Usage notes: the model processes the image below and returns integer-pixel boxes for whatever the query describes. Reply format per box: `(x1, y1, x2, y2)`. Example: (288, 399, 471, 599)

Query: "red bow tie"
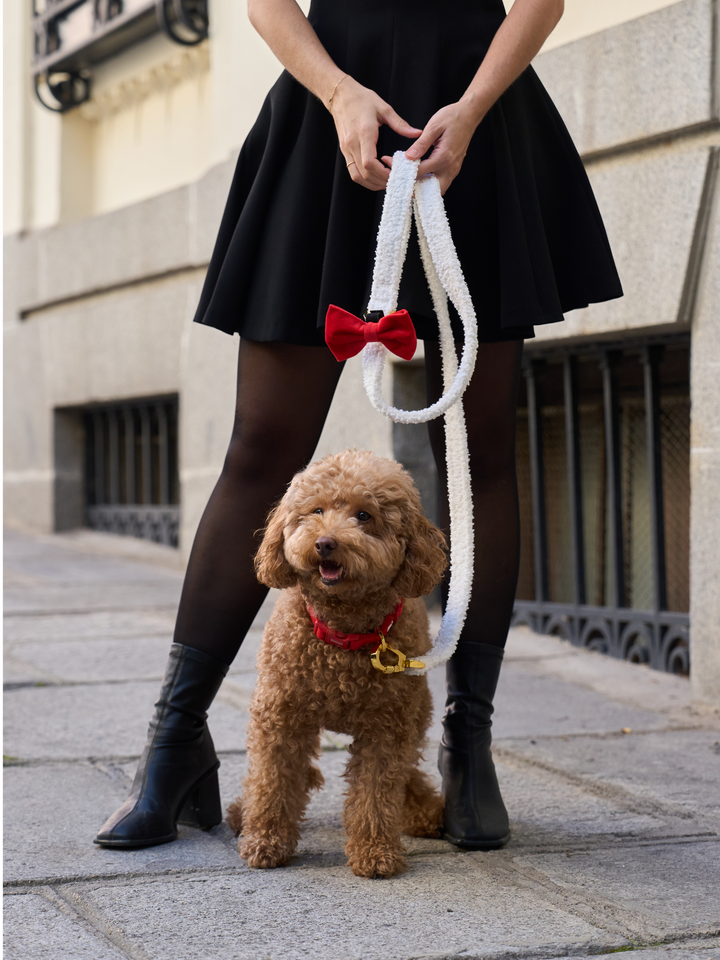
(324, 305, 417, 362)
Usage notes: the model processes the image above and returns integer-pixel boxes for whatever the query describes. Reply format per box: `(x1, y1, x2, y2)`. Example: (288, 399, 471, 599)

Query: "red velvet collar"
(307, 600, 404, 651)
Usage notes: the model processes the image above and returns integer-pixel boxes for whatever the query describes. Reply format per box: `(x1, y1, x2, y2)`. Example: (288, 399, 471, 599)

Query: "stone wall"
(688, 158, 720, 706)
(532, 0, 719, 344)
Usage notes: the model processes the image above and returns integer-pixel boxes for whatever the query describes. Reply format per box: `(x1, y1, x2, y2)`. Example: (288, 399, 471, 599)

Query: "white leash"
(361, 152, 478, 673)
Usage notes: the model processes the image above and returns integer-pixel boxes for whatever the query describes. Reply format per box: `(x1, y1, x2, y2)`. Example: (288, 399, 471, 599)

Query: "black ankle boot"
(94, 643, 229, 848)
(438, 642, 510, 849)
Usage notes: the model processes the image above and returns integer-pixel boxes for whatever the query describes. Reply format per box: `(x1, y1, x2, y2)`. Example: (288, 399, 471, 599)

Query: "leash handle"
(360, 152, 477, 673)
(362, 155, 478, 424)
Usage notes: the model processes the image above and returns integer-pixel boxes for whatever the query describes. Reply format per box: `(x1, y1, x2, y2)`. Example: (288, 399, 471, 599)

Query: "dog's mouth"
(319, 561, 346, 586)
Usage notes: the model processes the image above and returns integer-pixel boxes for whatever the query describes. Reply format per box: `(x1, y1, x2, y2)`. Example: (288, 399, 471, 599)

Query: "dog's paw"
(225, 798, 244, 837)
(306, 764, 325, 792)
(346, 841, 407, 879)
(239, 837, 293, 870)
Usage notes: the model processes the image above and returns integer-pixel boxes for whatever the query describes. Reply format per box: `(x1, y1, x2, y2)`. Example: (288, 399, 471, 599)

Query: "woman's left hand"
(382, 100, 483, 195)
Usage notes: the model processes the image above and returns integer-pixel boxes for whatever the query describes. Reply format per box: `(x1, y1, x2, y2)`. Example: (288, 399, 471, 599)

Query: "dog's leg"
(342, 734, 411, 879)
(228, 758, 324, 838)
(403, 767, 444, 838)
(235, 719, 321, 869)
(403, 685, 444, 838)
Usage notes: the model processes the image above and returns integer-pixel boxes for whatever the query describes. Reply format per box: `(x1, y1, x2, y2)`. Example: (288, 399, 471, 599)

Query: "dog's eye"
(312, 508, 323, 515)
(357, 511, 371, 523)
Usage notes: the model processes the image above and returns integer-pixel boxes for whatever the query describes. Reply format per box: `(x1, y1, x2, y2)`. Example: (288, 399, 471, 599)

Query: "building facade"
(4, 0, 719, 705)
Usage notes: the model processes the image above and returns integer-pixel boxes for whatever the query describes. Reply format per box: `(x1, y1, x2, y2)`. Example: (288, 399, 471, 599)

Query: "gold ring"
(346, 160, 356, 168)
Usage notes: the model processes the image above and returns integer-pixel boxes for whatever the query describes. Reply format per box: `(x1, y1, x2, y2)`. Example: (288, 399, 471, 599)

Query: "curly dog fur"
(227, 449, 448, 878)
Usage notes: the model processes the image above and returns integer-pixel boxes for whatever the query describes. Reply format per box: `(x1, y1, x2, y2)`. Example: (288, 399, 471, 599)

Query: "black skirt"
(194, 0, 623, 344)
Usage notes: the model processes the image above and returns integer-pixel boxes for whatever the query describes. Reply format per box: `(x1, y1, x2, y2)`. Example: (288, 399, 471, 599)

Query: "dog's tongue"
(320, 563, 343, 581)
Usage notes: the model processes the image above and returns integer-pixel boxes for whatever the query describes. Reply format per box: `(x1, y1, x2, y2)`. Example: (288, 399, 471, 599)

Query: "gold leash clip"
(370, 632, 425, 674)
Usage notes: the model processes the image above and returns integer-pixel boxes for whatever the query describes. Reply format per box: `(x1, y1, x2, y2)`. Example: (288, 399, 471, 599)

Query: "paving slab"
(502, 628, 581, 662)
(3, 614, 264, 684)
(426, 661, 676, 744)
(561, 940, 720, 960)
(3, 678, 248, 761)
(517, 841, 720, 940)
(68, 857, 629, 960)
(3, 892, 127, 960)
(3, 609, 177, 644)
(3, 581, 184, 615)
(504, 629, 694, 717)
(226, 625, 264, 676)
(4, 635, 174, 685)
(501, 730, 720, 828)
(14, 527, 188, 569)
(4, 526, 182, 573)
(3, 761, 240, 884)
(3, 551, 180, 586)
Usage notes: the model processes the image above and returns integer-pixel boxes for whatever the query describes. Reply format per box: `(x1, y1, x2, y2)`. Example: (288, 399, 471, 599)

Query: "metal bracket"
(156, 0, 207, 46)
(34, 71, 91, 112)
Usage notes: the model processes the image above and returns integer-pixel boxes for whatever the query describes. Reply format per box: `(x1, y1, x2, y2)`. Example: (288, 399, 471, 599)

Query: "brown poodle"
(226, 449, 448, 878)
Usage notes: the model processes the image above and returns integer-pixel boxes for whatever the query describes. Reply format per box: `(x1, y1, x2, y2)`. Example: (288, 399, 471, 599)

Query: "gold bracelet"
(327, 73, 349, 112)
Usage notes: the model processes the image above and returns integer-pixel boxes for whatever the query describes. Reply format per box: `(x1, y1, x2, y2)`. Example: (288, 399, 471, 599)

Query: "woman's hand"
(382, 100, 482, 196)
(331, 77, 422, 192)
(383, 0, 564, 194)
(247, 0, 419, 190)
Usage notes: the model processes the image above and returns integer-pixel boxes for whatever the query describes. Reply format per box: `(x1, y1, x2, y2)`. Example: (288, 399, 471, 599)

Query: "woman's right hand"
(330, 77, 421, 191)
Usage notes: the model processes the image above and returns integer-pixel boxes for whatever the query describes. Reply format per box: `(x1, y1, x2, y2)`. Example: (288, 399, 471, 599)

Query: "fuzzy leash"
(361, 152, 478, 674)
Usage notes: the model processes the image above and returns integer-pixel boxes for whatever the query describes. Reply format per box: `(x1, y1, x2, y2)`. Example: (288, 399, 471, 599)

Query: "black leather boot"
(438, 642, 510, 849)
(95, 643, 228, 848)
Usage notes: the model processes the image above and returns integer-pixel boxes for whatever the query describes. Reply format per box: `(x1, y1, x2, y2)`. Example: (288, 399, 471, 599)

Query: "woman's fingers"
(348, 158, 389, 190)
(404, 102, 480, 194)
(405, 119, 442, 161)
(350, 122, 389, 188)
(345, 146, 390, 190)
(345, 111, 411, 190)
(381, 150, 453, 194)
(418, 145, 463, 179)
(379, 107, 422, 142)
(332, 80, 421, 191)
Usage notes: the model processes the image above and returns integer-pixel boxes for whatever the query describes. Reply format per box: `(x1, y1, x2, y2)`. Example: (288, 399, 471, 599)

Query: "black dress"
(194, 0, 623, 344)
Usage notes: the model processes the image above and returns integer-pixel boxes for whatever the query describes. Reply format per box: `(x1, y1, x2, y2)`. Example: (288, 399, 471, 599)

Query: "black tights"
(174, 338, 523, 664)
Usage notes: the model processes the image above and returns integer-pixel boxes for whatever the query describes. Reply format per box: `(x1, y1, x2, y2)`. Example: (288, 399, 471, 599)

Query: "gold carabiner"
(370, 632, 425, 674)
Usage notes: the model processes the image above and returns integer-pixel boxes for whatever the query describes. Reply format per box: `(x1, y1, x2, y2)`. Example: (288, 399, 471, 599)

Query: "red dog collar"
(307, 600, 404, 651)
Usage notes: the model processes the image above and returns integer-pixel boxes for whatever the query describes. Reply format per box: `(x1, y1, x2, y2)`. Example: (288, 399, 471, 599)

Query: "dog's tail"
(226, 798, 244, 836)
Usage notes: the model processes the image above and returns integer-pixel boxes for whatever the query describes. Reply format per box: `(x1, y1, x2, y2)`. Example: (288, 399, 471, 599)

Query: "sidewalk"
(4, 526, 720, 960)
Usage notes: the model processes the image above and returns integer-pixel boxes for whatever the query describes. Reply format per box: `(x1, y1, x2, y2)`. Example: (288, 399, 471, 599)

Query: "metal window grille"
(84, 397, 180, 547)
(513, 337, 690, 675)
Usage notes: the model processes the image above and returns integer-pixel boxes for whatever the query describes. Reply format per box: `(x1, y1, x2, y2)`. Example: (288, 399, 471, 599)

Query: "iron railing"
(513, 336, 690, 675)
(84, 396, 179, 546)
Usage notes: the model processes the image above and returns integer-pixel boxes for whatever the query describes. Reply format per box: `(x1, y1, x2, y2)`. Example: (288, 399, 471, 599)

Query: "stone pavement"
(4, 527, 720, 960)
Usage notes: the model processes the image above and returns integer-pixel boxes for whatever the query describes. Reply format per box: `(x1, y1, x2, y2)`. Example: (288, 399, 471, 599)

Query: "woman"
(95, 0, 621, 851)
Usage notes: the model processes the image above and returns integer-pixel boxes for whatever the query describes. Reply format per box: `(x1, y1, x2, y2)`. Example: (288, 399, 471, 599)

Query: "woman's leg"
(174, 339, 346, 664)
(424, 339, 524, 647)
(96, 339, 345, 848)
(425, 338, 524, 850)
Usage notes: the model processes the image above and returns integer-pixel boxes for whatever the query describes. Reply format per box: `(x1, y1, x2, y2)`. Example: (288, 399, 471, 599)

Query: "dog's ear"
(392, 512, 448, 598)
(254, 500, 298, 589)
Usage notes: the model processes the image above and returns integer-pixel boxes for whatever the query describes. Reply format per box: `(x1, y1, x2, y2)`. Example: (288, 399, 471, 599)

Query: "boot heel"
(178, 764, 222, 830)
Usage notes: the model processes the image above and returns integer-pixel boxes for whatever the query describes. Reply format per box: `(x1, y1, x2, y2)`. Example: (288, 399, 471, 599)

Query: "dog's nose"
(315, 537, 337, 559)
